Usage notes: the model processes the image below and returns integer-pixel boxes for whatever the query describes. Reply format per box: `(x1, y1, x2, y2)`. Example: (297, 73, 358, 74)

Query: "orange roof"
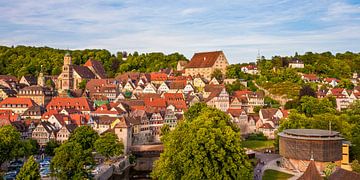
(0, 110, 19, 122)
(0, 97, 36, 108)
(164, 93, 184, 101)
(324, 78, 340, 83)
(84, 59, 106, 78)
(150, 72, 168, 81)
(227, 109, 245, 117)
(46, 97, 93, 111)
(186, 51, 223, 68)
(166, 100, 187, 110)
(302, 74, 319, 80)
(144, 97, 166, 108)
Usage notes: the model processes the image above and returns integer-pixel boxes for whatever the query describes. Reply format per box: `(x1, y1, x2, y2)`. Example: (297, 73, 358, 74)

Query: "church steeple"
(37, 65, 45, 87)
(64, 52, 72, 65)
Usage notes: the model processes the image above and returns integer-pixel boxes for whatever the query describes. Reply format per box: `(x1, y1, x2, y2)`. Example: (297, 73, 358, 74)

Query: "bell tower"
(59, 52, 74, 92)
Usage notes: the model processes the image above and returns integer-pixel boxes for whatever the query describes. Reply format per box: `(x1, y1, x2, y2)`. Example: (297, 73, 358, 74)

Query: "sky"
(0, 0, 359, 64)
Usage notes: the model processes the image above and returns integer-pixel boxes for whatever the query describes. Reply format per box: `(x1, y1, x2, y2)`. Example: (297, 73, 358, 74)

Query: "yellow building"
(184, 51, 229, 80)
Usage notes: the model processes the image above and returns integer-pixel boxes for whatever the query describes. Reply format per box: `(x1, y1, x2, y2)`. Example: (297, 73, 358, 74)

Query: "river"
(110, 157, 158, 180)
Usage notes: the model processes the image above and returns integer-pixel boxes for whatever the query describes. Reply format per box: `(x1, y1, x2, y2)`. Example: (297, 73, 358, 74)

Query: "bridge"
(130, 144, 164, 157)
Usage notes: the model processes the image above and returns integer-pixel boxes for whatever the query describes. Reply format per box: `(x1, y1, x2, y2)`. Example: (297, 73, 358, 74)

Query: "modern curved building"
(278, 129, 343, 172)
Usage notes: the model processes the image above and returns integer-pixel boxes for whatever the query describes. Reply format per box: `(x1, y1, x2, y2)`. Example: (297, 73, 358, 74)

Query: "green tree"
(44, 140, 60, 156)
(16, 155, 40, 180)
(351, 160, 360, 173)
(323, 163, 336, 178)
(183, 103, 208, 121)
(152, 105, 253, 179)
(68, 126, 99, 151)
(94, 132, 124, 160)
(16, 139, 39, 158)
(211, 69, 224, 82)
(0, 125, 21, 166)
(78, 79, 87, 90)
(160, 124, 170, 136)
(51, 141, 94, 179)
(225, 80, 246, 94)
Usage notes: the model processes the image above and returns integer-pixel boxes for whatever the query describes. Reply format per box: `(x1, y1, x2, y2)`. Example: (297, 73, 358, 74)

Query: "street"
(253, 152, 281, 180)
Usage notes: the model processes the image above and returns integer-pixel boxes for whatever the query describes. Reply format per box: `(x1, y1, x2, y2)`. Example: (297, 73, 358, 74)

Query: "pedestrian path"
(262, 157, 302, 180)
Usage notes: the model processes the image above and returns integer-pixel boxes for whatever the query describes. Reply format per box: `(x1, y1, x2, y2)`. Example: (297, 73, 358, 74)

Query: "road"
(253, 152, 281, 180)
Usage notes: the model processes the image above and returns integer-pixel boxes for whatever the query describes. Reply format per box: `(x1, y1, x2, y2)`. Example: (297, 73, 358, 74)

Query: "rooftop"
(279, 129, 344, 140)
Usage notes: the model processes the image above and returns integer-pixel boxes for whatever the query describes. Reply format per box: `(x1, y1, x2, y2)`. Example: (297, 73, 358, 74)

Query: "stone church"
(57, 53, 106, 94)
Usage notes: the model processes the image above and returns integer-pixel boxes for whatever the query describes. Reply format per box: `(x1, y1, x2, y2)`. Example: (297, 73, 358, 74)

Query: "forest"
(0, 45, 187, 78)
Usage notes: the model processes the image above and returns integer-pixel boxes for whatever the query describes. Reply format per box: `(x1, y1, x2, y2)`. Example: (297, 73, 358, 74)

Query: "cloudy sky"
(0, 0, 359, 63)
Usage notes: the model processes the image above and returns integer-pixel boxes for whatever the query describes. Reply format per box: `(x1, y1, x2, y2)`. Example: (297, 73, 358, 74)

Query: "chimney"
(150, 98, 153, 102)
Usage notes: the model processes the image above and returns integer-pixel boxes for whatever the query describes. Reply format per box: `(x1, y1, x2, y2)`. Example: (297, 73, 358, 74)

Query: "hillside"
(0, 45, 187, 78)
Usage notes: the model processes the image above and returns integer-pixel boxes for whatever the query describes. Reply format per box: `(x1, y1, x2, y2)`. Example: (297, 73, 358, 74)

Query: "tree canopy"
(0, 45, 187, 78)
(16, 155, 40, 180)
(68, 126, 99, 151)
(152, 105, 253, 179)
(44, 139, 60, 156)
(51, 141, 94, 179)
(94, 132, 124, 160)
(0, 125, 21, 166)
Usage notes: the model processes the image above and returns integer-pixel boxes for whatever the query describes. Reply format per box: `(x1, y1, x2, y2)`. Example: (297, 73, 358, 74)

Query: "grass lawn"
(242, 140, 274, 150)
(262, 169, 293, 180)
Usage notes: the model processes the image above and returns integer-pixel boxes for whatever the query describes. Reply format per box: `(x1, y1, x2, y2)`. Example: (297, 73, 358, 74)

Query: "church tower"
(37, 65, 45, 87)
(59, 52, 74, 92)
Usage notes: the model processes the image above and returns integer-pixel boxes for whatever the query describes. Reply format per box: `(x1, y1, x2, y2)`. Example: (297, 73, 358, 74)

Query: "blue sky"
(0, 0, 359, 63)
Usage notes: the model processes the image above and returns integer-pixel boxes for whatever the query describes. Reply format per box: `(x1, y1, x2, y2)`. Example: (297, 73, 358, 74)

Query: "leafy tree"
(68, 126, 99, 151)
(45, 79, 54, 88)
(51, 141, 94, 179)
(338, 78, 355, 90)
(284, 100, 300, 110)
(299, 85, 316, 98)
(297, 96, 336, 117)
(323, 163, 336, 178)
(94, 132, 124, 160)
(264, 96, 280, 108)
(160, 124, 170, 136)
(78, 79, 87, 90)
(0, 125, 21, 166)
(152, 105, 253, 179)
(211, 69, 224, 82)
(351, 160, 360, 173)
(16, 139, 39, 158)
(253, 106, 262, 113)
(225, 80, 246, 94)
(16, 155, 40, 180)
(45, 140, 60, 156)
(184, 103, 208, 121)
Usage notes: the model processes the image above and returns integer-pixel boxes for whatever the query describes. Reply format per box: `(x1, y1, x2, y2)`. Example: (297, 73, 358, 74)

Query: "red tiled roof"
(0, 97, 37, 108)
(0, 110, 20, 122)
(227, 109, 245, 117)
(84, 59, 107, 78)
(260, 108, 279, 120)
(324, 78, 340, 83)
(164, 93, 184, 101)
(69, 114, 88, 126)
(186, 51, 223, 68)
(150, 72, 168, 81)
(169, 80, 186, 89)
(302, 74, 319, 81)
(46, 97, 93, 111)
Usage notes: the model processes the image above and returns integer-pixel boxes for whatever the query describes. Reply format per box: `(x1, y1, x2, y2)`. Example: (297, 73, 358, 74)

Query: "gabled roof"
(64, 124, 77, 133)
(21, 75, 37, 85)
(72, 65, 96, 79)
(0, 97, 37, 108)
(168, 80, 186, 89)
(0, 110, 20, 122)
(227, 109, 246, 117)
(23, 105, 45, 116)
(186, 51, 223, 68)
(297, 160, 322, 180)
(302, 74, 319, 81)
(164, 93, 184, 101)
(46, 97, 93, 111)
(260, 108, 280, 120)
(114, 116, 131, 128)
(324, 78, 340, 83)
(150, 72, 168, 81)
(84, 59, 107, 79)
(260, 123, 274, 129)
